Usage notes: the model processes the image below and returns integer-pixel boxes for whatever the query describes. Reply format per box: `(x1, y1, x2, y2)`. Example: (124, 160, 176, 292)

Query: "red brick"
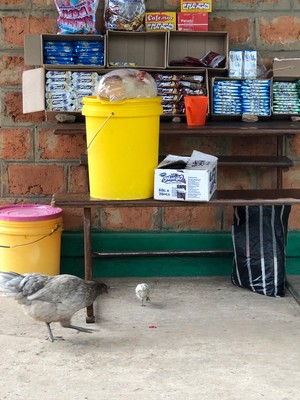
(4, 91, 45, 123)
(0, 128, 32, 159)
(223, 206, 235, 231)
(257, 169, 277, 188)
(283, 165, 300, 189)
(165, 0, 180, 6)
(70, 166, 89, 193)
(7, 164, 65, 195)
(101, 207, 159, 230)
(209, 17, 251, 43)
(163, 206, 220, 230)
(60, 208, 97, 231)
(231, 0, 255, 4)
(0, 54, 24, 87)
(159, 136, 221, 157)
(259, 16, 300, 44)
(287, 205, 300, 230)
(230, 136, 276, 156)
(287, 134, 300, 157)
(218, 168, 253, 190)
(0, 0, 24, 4)
(32, 0, 57, 8)
(1, 16, 56, 47)
(39, 128, 86, 159)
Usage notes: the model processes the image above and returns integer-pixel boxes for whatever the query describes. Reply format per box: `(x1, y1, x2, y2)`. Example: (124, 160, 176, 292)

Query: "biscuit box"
(180, 0, 212, 12)
(177, 12, 208, 31)
(145, 12, 177, 31)
(154, 151, 217, 202)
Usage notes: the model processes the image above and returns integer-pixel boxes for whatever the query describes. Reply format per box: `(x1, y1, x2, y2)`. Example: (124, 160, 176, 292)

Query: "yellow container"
(0, 204, 63, 275)
(82, 96, 162, 200)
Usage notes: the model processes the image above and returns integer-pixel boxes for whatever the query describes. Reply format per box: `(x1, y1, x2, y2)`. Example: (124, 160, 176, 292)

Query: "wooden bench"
(53, 189, 300, 322)
(53, 119, 300, 319)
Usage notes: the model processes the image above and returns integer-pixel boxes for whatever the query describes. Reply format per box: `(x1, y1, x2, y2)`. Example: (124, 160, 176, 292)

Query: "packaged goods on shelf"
(177, 12, 208, 31)
(229, 50, 257, 79)
(180, 0, 212, 12)
(212, 78, 271, 117)
(45, 70, 99, 112)
(272, 81, 300, 115)
(145, 12, 176, 31)
(152, 71, 207, 116)
(104, 0, 146, 31)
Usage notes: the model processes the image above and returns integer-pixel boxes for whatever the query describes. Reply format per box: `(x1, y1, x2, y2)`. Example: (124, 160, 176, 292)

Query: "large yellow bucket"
(82, 96, 162, 200)
(0, 204, 63, 275)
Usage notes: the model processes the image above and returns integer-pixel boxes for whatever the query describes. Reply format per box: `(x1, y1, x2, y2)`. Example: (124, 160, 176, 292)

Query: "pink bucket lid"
(0, 204, 62, 222)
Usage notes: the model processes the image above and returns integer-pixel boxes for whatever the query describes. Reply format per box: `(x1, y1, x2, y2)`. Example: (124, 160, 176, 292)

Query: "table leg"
(83, 207, 95, 323)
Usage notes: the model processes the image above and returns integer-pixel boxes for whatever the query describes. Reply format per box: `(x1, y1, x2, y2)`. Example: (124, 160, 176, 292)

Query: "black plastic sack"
(231, 205, 291, 297)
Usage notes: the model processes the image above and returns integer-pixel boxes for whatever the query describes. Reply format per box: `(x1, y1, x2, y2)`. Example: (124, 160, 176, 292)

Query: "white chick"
(135, 283, 150, 306)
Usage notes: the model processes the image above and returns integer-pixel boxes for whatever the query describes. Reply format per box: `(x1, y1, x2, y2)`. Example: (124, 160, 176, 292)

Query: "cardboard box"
(154, 151, 217, 202)
(181, 0, 212, 12)
(167, 31, 228, 70)
(106, 31, 168, 68)
(145, 12, 176, 31)
(177, 12, 208, 31)
(22, 67, 105, 117)
(273, 58, 300, 77)
(24, 34, 106, 69)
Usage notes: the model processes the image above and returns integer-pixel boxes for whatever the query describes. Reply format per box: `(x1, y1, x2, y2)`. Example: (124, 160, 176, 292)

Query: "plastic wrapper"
(96, 69, 157, 102)
(54, 0, 99, 34)
(104, 0, 145, 31)
(231, 205, 291, 297)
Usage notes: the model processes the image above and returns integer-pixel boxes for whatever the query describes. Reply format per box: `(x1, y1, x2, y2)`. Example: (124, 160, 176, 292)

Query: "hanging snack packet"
(104, 0, 146, 31)
(54, 0, 99, 34)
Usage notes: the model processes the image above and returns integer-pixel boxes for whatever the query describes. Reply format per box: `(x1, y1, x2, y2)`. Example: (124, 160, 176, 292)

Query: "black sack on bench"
(231, 205, 291, 297)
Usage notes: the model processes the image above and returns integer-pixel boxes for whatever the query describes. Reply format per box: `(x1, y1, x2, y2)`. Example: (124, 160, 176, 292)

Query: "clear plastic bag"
(104, 0, 146, 31)
(96, 69, 157, 102)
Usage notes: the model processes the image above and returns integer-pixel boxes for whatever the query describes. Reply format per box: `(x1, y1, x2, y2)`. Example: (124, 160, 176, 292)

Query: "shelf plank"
(53, 120, 300, 137)
(53, 189, 300, 208)
(78, 153, 293, 168)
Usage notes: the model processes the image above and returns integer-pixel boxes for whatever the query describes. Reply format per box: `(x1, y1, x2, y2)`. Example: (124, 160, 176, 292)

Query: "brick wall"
(1, 0, 300, 231)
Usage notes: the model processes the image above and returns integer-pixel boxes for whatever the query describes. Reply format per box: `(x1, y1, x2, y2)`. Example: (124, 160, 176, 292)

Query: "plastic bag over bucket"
(82, 96, 162, 200)
(0, 204, 63, 275)
(231, 205, 291, 297)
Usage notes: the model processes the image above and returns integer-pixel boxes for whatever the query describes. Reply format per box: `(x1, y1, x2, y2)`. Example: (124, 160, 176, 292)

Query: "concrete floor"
(0, 276, 299, 400)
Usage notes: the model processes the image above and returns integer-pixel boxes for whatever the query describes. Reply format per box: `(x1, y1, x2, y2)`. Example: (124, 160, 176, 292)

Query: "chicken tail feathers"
(0, 271, 24, 294)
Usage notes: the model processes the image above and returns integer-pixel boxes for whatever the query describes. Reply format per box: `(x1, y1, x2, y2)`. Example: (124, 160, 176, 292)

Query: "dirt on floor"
(0, 276, 300, 400)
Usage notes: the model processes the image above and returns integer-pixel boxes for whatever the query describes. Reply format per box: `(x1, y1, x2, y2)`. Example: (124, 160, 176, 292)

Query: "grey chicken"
(0, 271, 108, 342)
(135, 283, 150, 306)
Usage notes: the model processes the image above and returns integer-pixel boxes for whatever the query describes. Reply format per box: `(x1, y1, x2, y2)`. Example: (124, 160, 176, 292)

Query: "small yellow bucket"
(0, 204, 63, 275)
(82, 96, 162, 200)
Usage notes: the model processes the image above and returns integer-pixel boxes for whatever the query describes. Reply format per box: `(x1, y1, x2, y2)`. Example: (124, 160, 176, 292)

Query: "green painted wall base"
(60, 231, 300, 278)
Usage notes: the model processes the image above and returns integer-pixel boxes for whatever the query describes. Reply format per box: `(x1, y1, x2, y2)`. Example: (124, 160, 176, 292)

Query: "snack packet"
(104, 0, 146, 31)
(54, 0, 99, 34)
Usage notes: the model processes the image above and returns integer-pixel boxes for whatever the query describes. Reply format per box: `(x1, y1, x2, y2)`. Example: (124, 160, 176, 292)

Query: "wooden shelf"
(53, 120, 300, 137)
(53, 189, 300, 208)
(78, 153, 293, 169)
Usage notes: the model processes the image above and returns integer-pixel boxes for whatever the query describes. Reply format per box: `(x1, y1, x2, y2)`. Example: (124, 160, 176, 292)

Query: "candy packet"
(54, 0, 99, 34)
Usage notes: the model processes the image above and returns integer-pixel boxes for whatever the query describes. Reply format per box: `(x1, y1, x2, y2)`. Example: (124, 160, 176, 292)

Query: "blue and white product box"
(229, 50, 243, 78)
(243, 50, 257, 78)
(154, 150, 218, 202)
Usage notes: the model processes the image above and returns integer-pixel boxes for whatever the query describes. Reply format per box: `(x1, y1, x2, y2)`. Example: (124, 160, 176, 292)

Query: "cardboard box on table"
(154, 151, 218, 202)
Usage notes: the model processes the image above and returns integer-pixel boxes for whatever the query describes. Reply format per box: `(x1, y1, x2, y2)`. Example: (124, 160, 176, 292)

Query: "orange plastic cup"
(184, 96, 208, 126)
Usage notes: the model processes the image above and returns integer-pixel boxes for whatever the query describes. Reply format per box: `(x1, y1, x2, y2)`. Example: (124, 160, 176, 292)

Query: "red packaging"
(177, 12, 208, 31)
